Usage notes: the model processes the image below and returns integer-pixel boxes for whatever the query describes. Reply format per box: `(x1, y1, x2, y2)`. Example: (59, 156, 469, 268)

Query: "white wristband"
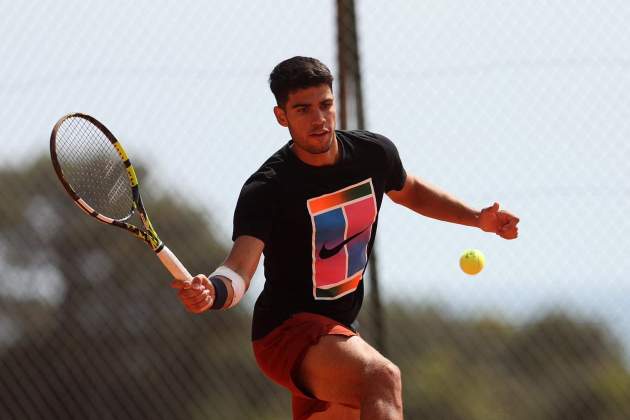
(210, 266, 246, 308)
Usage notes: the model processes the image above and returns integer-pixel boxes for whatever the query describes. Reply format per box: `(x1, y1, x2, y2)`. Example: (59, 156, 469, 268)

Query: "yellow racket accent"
(113, 141, 129, 161)
(127, 165, 139, 187)
(50, 112, 192, 281)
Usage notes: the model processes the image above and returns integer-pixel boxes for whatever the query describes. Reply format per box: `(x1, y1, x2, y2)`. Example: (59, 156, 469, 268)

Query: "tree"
(383, 305, 630, 419)
(0, 156, 288, 419)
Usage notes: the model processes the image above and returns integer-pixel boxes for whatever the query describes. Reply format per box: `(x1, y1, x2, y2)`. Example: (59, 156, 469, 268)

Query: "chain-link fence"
(1, 1, 629, 419)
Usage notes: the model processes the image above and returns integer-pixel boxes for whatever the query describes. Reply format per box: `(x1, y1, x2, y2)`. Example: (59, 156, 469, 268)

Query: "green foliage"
(381, 306, 630, 419)
(0, 156, 288, 419)
(2, 157, 629, 419)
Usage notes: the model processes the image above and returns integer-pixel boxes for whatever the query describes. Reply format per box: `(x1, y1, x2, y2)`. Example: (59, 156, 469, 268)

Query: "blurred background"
(1, 1, 629, 418)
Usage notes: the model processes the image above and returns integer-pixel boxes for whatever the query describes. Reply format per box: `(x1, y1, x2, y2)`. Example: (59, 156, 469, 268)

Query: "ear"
(273, 106, 288, 127)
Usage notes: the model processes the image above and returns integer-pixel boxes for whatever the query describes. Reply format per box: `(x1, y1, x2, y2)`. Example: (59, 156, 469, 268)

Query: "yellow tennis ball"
(459, 249, 485, 275)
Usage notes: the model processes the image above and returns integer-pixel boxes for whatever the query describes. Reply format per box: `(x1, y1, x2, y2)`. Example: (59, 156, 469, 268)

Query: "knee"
(361, 359, 402, 396)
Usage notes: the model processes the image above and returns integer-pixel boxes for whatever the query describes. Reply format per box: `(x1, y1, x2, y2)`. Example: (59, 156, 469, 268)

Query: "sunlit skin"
(172, 77, 519, 420)
(273, 84, 339, 167)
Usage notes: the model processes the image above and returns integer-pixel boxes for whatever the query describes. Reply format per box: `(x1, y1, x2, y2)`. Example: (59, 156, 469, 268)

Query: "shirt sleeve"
(232, 176, 275, 244)
(377, 133, 407, 192)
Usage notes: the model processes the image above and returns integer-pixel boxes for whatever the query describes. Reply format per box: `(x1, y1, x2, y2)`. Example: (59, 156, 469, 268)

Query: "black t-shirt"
(232, 130, 406, 340)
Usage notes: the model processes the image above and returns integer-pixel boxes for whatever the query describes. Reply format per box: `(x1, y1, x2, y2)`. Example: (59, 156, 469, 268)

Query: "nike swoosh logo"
(319, 227, 370, 259)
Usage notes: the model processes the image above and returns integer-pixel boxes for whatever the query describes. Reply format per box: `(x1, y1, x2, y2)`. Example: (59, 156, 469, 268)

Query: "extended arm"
(386, 173, 519, 239)
(172, 235, 265, 313)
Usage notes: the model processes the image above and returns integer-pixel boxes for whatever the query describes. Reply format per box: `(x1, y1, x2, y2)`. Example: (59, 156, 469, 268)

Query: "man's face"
(274, 84, 336, 157)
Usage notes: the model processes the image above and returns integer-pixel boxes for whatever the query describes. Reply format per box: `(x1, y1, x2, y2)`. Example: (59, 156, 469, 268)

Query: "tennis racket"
(50, 112, 191, 281)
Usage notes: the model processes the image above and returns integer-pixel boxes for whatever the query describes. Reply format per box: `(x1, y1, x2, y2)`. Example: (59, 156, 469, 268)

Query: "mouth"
(310, 130, 330, 140)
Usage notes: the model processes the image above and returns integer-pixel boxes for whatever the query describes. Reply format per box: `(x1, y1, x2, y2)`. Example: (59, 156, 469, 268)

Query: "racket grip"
(156, 245, 192, 281)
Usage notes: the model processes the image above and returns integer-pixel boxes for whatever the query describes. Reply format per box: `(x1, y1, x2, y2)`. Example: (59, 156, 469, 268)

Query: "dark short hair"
(269, 56, 334, 107)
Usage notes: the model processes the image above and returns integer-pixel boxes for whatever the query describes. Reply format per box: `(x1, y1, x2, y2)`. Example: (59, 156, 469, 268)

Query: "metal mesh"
(1, 1, 630, 419)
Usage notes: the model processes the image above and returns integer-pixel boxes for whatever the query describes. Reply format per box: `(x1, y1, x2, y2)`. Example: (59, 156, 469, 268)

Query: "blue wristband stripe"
(209, 276, 228, 309)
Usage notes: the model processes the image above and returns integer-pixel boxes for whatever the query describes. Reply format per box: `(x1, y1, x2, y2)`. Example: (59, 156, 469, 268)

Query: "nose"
(312, 109, 326, 126)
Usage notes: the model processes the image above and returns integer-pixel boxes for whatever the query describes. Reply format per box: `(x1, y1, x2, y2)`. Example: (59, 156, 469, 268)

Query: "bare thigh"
(296, 334, 391, 408)
(307, 403, 359, 420)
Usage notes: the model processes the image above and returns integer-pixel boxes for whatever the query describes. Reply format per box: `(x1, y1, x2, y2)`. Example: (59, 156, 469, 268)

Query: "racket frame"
(50, 112, 191, 280)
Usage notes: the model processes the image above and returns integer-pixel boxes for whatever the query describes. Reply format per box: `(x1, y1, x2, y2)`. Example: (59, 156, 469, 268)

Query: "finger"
(500, 219, 517, 231)
(498, 210, 518, 220)
(182, 292, 207, 307)
(183, 290, 211, 306)
(179, 287, 204, 299)
(189, 295, 213, 313)
(202, 277, 216, 299)
(171, 279, 192, 290)
(499, 227, 518, 239)
(200, 276, 213, 290)
(179, 280, 214, 299)
(191, 300, 212, 314)
(484, 202, 499, 213)
(191, 276, 204, 290)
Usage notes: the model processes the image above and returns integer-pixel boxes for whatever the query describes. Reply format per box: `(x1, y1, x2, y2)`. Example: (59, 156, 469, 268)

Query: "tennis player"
(172, 56, 519, 420)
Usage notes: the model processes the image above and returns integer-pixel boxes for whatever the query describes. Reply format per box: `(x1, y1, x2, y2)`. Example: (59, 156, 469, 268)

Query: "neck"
(291, 134, 340, 167)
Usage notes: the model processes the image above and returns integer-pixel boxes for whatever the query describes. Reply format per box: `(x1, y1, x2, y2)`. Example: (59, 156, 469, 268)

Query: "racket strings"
(54, 117, 134, 220)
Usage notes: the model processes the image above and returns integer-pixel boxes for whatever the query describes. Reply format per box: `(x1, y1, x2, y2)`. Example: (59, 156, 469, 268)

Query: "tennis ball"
(459, 249, 485, 275)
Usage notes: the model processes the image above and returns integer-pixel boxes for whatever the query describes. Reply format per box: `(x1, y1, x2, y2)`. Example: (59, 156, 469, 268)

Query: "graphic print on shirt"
(306, 179, 378, 300)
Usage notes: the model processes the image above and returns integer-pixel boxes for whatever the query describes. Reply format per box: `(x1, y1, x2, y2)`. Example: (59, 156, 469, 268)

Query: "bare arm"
(387, 173, 480, 226)
(387, 172, 519, 238)
(222, 235, 265, 291)
(172, 235, 265, 313)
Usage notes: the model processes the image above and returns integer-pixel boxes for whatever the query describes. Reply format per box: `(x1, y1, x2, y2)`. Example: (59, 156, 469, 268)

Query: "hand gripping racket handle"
(156, 245, 192, 281)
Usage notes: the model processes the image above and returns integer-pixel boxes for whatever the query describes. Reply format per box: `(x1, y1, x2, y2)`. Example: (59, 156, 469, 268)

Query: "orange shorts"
(252, 312, 358, 420)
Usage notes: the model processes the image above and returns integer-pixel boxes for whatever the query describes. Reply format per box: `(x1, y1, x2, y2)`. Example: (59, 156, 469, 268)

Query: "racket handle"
(156, 245, 192, 281)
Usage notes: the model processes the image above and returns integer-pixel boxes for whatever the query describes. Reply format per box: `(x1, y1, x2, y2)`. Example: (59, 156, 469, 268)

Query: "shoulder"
(239, 144, 290, 196)
(338, 130, 400, 156)
(339, 129, 397, 149)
